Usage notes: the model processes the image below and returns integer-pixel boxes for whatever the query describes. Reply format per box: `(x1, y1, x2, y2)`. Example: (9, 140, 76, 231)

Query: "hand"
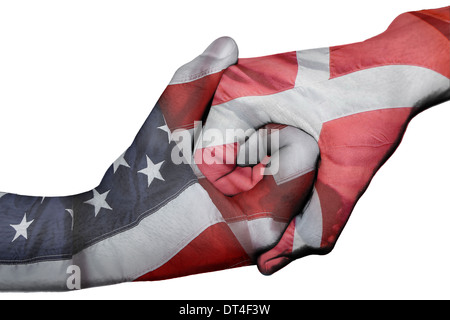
(0, 36, 320, 291)
(196, 7, 450, 275)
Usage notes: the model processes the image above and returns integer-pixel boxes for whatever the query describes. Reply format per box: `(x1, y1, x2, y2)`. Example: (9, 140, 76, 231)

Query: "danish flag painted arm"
(198, 6, 450, 275)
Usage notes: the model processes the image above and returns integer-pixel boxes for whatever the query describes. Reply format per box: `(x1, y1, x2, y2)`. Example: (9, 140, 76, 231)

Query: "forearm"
(219, 7, 450, 275)
(0, 104, 200, 290)
(330, 8, 449, 79)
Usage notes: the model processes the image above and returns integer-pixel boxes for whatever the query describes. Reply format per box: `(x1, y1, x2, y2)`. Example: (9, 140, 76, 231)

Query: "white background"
(0, 0, 449, 300)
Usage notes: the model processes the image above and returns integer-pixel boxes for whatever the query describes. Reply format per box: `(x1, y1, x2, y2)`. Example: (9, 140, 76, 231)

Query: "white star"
(113, 152, 130, 173)
(158, 124, 172, 143)
(84, 189, 112, 217)
(10, 213, 34, 242)
(66, 209, 74, 230)
(138, 155, 165, 187)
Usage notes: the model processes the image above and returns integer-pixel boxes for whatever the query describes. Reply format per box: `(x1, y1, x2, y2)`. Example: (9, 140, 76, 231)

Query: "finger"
(198, 50, 302, 145)
(196, 124, 320, 262)
(194, 57, 299, 195)
(201, 124, 319, 196)
(256, 188, 323, 275)
(194, 50, 320, 191)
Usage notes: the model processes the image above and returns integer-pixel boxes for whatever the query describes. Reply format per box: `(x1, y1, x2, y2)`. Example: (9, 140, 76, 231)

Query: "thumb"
(158, 37, 239, 132)
(257, 188, 324, 275)
(169, 36, 239, 85)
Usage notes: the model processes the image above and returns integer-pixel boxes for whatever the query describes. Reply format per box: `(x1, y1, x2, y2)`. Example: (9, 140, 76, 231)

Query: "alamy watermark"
(169, 121, 280, 175)
(66, 264, 81, 290)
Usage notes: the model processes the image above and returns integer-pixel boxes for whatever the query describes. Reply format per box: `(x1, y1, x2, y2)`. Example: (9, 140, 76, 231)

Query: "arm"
(198, 7, 450, 274)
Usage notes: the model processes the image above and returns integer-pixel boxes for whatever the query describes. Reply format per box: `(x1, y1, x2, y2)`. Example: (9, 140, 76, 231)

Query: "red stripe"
(329, 9, 450, 79)
(135, 222, 250, 281)
(212, 51, 298, 106)
(158, 72, 223, 131)
(410, 11, 450, 40)
(194, 143, 268, 196)
(198, 170, 316, 225)
(317, 107, 413, 247)
(416, 6, 450, 22)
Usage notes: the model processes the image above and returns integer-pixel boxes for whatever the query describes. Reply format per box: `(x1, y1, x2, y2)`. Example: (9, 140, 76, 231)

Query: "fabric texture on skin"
(0, 7, 448, 291)
(200, 6, 450, 274)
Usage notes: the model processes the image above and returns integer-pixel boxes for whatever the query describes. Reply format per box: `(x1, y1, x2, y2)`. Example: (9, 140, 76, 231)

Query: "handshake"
(0, 6, 448, 291)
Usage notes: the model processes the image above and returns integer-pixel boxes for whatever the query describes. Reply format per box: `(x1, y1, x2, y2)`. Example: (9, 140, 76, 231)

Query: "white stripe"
(0, 183, 224, 290)
(74, 183, 223, 288)
(293, 187, 323, 249)
(295, 47, 330, 86)
(227, 217, 287, 258)
(0, 259, 72, 291)
(269, 126, 319, 185)
(202, 65, 450, 144)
